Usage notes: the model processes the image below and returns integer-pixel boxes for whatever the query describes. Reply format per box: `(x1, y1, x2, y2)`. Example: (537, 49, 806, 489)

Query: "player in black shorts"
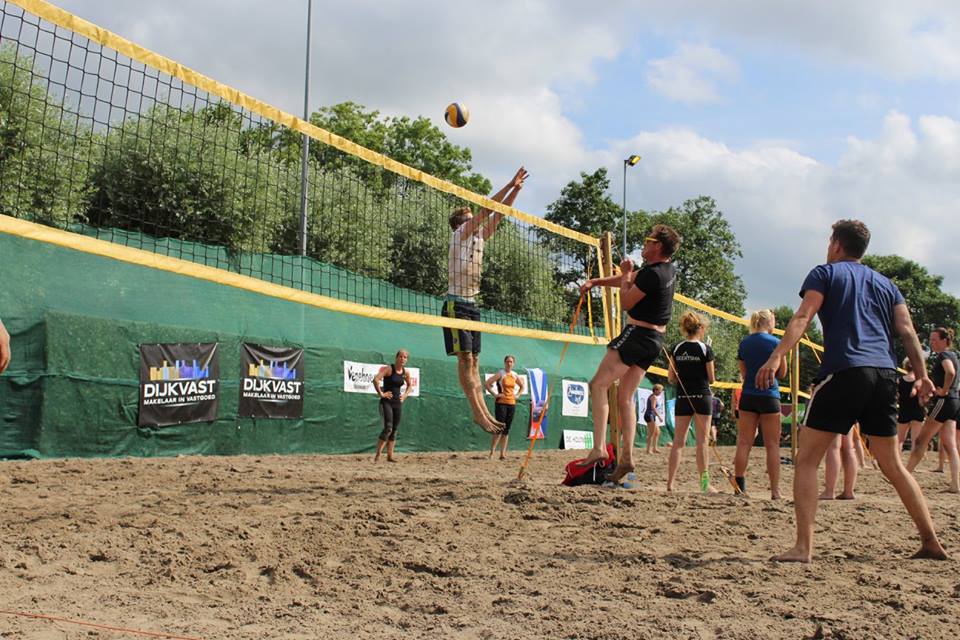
(896, 357, 926, 452)
(576, 224, 681, 483)
(906, 327, 960, 492)
(757, 219, 944, 562)
(372, 350, 413, 463)
(666, 311, 717, 493)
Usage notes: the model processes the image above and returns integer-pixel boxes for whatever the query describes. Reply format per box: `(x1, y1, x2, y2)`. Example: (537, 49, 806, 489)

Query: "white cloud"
(646, 43, 740, 104)
(611, 111, 960, 308)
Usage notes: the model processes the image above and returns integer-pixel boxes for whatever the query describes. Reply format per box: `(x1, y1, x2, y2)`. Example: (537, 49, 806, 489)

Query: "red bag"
(561, 444, 616, 486)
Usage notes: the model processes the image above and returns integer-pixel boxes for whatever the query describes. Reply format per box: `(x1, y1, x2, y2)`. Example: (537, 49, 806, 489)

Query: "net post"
(791, 343, 800, 462)
(600, 233, 621, 461)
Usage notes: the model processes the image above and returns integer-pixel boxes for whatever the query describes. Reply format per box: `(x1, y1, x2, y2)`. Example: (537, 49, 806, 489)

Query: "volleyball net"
(0, 0, 603, 343)
(0, 0, 826, 395)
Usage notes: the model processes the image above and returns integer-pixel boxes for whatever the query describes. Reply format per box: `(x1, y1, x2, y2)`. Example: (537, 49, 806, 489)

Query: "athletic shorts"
(804, 367, 898, 437)
(495, 403, 517, 434)
(675, 394, 713, 417)
(607, 325, 663, 369)
(928, 396, 960, 423)
(738, 394, 781, 415)
(442, 297, 481, 355)
(897, 404, 925, 424)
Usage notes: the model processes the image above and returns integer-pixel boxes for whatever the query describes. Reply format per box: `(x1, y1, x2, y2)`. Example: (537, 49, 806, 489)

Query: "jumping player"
(577, 225, 681, 482)
(757, 219, 945, 562)
(443, 167, 528, 434)
(372, 350, 413, 462)
(905, 328, 960, 492)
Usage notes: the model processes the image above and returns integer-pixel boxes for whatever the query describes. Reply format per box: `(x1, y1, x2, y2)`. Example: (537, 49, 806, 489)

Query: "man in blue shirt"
(757, 220, 945, 563)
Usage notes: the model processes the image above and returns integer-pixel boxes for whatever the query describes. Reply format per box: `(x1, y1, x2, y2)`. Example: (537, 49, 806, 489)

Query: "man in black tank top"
(576, 224, 682, 483)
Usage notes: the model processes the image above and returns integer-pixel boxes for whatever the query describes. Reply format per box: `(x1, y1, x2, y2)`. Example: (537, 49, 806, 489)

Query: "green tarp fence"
(0, 230, 678, 459)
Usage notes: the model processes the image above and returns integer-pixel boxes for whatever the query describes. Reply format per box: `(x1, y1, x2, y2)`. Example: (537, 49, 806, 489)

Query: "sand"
(1, 446, 959, 640)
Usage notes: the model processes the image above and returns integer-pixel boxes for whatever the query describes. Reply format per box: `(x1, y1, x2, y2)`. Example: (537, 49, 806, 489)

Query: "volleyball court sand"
(1, 447, 959, 639)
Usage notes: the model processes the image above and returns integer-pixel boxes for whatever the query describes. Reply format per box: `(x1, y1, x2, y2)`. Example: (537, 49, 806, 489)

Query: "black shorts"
(607, 325, 663, 369)
(643, 411, 657, 424)
(897, 404, 925, 424)
(928, 396, 960, 423)
(442, 298, 481, 355)
(675, 394, 713, 417)
(738, 394, 781, 415)
(804, 367, 898, 437)
(495, 403, 517, 434)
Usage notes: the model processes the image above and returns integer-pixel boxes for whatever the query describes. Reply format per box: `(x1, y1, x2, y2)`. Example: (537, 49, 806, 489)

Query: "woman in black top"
(906, 327, 959, 492)
(896, 357, 926, 452)
(666, 311, 717, 493)
(576, 224, 681, 483)
(372, 350, 413, 463)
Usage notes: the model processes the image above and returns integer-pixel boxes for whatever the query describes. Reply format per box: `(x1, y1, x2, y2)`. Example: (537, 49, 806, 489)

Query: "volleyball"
(444, 102, 469, 128)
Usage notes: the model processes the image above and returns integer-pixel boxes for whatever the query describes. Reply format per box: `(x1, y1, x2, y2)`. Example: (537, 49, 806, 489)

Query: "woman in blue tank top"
(732, 309, 787, 498)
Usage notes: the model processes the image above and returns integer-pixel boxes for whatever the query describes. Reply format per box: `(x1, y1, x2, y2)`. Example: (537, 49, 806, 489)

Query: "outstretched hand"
(510, 166, 529, 190)
(579, 279, 595, 295)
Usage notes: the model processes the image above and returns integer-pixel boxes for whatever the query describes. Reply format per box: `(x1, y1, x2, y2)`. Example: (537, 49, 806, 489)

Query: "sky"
(45, 1, 960, 311)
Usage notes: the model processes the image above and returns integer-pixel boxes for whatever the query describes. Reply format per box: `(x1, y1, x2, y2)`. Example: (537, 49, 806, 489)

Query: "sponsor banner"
(483, 372, 529, 397)
(528, 368, 548, 439)
(139, 342, 219, 427)
(561, 379, 589, 417)
(636, 388, 666, 426)
(562, 430, 594, 450)
(343, 361, 420, 397)
(239, 343, 304, 419)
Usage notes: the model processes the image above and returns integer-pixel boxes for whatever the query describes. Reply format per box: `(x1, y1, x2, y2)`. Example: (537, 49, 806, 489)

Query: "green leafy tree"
(86, 103, 301, 252)
(629, 196, 746, 315)
(0, 45, 93, 225)
(542, 167, 622, 286)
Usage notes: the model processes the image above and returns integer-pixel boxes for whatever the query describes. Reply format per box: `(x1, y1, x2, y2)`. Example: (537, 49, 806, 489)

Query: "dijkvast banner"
(239, 343, 304, 419)
(139, 343, 219, 427)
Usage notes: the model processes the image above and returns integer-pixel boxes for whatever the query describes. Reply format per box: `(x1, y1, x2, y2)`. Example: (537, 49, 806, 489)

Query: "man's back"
(800, 261, 904, 377)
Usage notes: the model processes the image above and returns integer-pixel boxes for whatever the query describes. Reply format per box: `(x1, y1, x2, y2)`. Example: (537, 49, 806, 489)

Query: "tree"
(541, 168, 622, 286)
(630, 196, 746, 316)
(0, 45, 93, 226)
(862, 255, 960, 362)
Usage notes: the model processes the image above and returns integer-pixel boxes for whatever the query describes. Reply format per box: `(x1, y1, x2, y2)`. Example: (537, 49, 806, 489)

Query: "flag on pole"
(528, 368, 548, 439)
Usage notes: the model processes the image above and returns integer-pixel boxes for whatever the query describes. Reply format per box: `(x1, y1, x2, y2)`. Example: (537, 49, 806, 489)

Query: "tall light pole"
(298, 0, 313, 257)
(622, 154, 641, 261)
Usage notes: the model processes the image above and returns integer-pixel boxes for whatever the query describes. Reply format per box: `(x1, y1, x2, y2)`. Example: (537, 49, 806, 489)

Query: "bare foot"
(653, 448, 662, 453)
(605, 463, 636, 484)
(576, 450, 609, 467)
(373, 456, 381, 463)
(705, 485, 719, 495)
(771, 492, 782, 500)
(666, 484, 674, 492)
(933, 468, 944, 473)
(818, 493, 834, 500)
(474, 417, 503, 434)
(771, 546, 812, 563)
(837, 493, 855, 500)
(387, 457, 398, 463)
(911, 545, 948, 560)
(499, 455, 507, 461)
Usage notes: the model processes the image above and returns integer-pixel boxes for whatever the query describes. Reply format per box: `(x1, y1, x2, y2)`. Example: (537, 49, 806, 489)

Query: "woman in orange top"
(484, 355, 525, 460)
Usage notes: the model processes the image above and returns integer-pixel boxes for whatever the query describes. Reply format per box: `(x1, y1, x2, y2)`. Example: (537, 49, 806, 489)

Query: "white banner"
(483, 372, 529, 397)
(342, 361, 420, 397)
(636, 388, 665, 426)
(562, 430, 594, 450)
(561, 379, 589, 417)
